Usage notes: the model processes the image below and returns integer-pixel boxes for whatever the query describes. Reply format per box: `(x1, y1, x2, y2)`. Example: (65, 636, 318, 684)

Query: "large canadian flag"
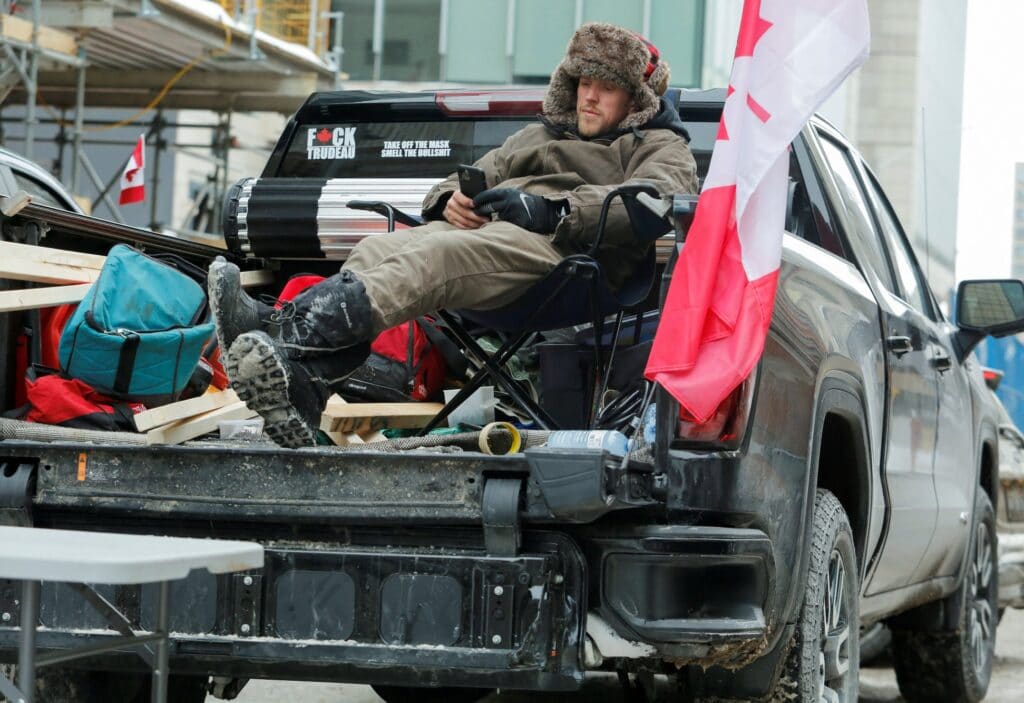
(645, 0, 870, 422)
(118, 135, 146, 206)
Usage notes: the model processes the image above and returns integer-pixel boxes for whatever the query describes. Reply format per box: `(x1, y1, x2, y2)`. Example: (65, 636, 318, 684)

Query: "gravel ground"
(220, 608, 1024, 702)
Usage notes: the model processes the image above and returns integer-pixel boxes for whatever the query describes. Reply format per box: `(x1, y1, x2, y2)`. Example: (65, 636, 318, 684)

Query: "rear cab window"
(263, 89, 832, 261)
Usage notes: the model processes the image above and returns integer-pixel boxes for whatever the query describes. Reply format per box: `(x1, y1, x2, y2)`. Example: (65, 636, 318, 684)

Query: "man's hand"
(443, 190, 490, 230)
(473, 188, 568, 234)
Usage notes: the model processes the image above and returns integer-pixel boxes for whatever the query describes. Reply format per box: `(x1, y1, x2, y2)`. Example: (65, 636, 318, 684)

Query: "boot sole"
(226, 332, 317, 449)
(207, 257, 235, 356)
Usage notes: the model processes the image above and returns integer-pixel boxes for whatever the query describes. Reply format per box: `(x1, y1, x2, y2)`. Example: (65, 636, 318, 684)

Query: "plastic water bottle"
(642, 403, 657, 444)
(545, 430, 630, 458)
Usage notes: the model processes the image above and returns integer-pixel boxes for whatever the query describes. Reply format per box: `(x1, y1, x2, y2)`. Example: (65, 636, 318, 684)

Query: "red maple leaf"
(734, 0, 773, 59)
(316, 128, 332, 143)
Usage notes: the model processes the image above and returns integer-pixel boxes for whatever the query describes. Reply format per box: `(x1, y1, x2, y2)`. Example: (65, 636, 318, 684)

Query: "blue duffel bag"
(58, 244, 216, 404)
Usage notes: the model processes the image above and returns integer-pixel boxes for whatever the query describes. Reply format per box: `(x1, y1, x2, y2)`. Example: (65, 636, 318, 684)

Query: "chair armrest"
(347, 200, 424, 232)
(672, 194, 698, 243)
(587, 183, 674, 256)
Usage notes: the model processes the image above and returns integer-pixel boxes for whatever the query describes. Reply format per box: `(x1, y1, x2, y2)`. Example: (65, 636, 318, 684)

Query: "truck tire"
(371, 684, 491, 703)
(890, 490, 997, 703)
(768, 489, 859, 702)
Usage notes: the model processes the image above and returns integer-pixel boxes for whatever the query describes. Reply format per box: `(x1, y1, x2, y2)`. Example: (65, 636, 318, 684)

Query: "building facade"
(1013, 163, 1024, 280)
(331, 0, 706, 88)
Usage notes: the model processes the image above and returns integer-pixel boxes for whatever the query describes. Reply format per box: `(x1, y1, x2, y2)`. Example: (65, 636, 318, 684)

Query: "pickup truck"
(1, 88, 1021, 703)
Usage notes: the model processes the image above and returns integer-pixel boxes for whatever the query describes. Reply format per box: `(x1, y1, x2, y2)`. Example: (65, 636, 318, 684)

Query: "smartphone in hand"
(457, 164, 487, 198)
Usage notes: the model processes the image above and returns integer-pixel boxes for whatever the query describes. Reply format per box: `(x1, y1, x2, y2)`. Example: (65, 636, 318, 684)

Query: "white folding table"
(0, 526, 264, 703)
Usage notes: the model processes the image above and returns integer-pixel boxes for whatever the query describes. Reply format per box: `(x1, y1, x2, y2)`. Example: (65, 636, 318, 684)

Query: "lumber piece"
(0, 241, 106, 285)
(0, 257, 101, 285)
(323, 429, 365, 447)
(133, 390, 239, 432)
(0, 241, 107, 269)
(0, 242, 271, 287)
(0, 191, 31, 217)
(321, 399, 443, 434)
(146, 401, 256, 446)
(321, 396, 373, 446)
(0, 283, 91, 313)
(0, 14, 77, 55)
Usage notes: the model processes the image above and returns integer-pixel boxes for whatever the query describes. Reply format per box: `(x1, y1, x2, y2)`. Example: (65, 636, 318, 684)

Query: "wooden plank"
(133, 390, 239, 432)
(0, 244, 271, 298)
(0, 14, 78, 55)
(0, 257, 100, 285)
(0, 191, 31, 217)
(0, 241, 107, 271)
(146, 401, 257, 446)
(0, 283, 91, 313)
(321, 399, 443, 434)
(323, 430, 364, 447)
(321, 396, 370, 446)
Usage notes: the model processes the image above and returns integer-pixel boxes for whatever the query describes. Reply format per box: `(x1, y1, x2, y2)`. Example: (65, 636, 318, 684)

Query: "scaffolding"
(0, 0, 342, 235)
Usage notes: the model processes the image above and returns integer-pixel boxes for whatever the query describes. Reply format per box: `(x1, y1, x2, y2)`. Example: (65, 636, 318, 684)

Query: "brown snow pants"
(342, 220, 565, 335)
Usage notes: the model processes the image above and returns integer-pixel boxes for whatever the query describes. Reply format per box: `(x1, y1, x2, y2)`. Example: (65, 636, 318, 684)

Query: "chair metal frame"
(348, 183, 676, 433)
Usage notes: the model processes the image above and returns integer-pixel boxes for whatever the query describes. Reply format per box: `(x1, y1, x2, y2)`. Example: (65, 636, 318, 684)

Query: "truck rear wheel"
(768, 489, 859, 702)
(890, 491, 997, 703)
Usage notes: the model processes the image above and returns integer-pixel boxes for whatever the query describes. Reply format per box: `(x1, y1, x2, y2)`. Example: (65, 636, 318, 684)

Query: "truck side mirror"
(955, 279, 1024, 359)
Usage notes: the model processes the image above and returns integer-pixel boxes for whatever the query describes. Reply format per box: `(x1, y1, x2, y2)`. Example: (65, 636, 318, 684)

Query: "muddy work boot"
(208, 256, 277, 353)
(226, 331, 370, 448)
(277, 269, 374, 355)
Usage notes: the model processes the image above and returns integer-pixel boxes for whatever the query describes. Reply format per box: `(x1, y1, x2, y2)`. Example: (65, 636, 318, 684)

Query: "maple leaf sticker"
(316, 128, 332, 144)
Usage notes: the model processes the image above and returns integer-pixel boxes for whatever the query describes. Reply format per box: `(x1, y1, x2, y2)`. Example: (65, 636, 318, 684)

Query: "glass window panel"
(649, 0, 704, 87)
(381, 0, 441, 81)
(513, 0, 576, 82)
(337, 0, 375, 81)
(861, 168, 935, 318)
(582, 0, 642, 29)
(445, 0, 509, 83)
(817, 135, 897, 291)
(277, 119, 533, 178)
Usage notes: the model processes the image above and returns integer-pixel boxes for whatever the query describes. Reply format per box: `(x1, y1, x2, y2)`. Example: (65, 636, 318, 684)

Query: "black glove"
(472, 188, 569, 234)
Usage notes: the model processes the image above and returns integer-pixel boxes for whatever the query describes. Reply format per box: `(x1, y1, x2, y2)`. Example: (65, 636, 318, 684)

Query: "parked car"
(0, 147, 81, 214)
(983, 368, 1024, 612)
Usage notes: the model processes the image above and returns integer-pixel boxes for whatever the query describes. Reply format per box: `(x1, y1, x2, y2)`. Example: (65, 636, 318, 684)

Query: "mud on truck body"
(0, 88, 1018, 703)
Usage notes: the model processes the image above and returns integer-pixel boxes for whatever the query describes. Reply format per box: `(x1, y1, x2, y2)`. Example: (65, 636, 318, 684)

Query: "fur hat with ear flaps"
(543, 22, 671, 133)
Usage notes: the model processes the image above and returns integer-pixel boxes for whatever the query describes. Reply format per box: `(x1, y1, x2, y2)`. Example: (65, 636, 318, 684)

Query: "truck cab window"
(816, 134, 898, 292)
(859, 166, 937, 319)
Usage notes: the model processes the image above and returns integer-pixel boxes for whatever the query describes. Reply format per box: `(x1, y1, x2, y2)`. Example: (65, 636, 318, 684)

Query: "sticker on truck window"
(306, 126, 357, 160)
(380, 139, 451, 159)
(277, 120, 530, 178)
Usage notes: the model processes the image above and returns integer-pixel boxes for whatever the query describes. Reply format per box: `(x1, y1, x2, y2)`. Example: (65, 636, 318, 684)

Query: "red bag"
(342, 318, 460, 402)
(276, 274, 466, 402)
(14, 367, 145, 431)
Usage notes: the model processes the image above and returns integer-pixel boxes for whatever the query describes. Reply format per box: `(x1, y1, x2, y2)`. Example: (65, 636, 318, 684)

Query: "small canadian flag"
(118, 135, 146, 206)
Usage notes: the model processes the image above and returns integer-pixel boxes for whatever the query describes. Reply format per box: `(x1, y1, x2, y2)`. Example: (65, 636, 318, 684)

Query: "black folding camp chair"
(348, 183, 683, 432)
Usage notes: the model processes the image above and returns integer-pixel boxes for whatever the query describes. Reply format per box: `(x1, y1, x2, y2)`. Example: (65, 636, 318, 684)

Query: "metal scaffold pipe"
(24, 0, 41, 160)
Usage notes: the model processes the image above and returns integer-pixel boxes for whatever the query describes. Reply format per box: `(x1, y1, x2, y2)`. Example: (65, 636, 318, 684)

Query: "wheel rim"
(819, 547, 851, 703)
(968, 521, 995, 676)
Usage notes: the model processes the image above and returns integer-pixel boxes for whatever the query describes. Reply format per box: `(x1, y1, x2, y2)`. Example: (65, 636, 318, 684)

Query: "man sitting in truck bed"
(208, 22, 698, 448)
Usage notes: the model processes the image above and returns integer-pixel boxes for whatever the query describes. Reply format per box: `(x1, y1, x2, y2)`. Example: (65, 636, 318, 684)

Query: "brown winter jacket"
(421, 97, 698, 289)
